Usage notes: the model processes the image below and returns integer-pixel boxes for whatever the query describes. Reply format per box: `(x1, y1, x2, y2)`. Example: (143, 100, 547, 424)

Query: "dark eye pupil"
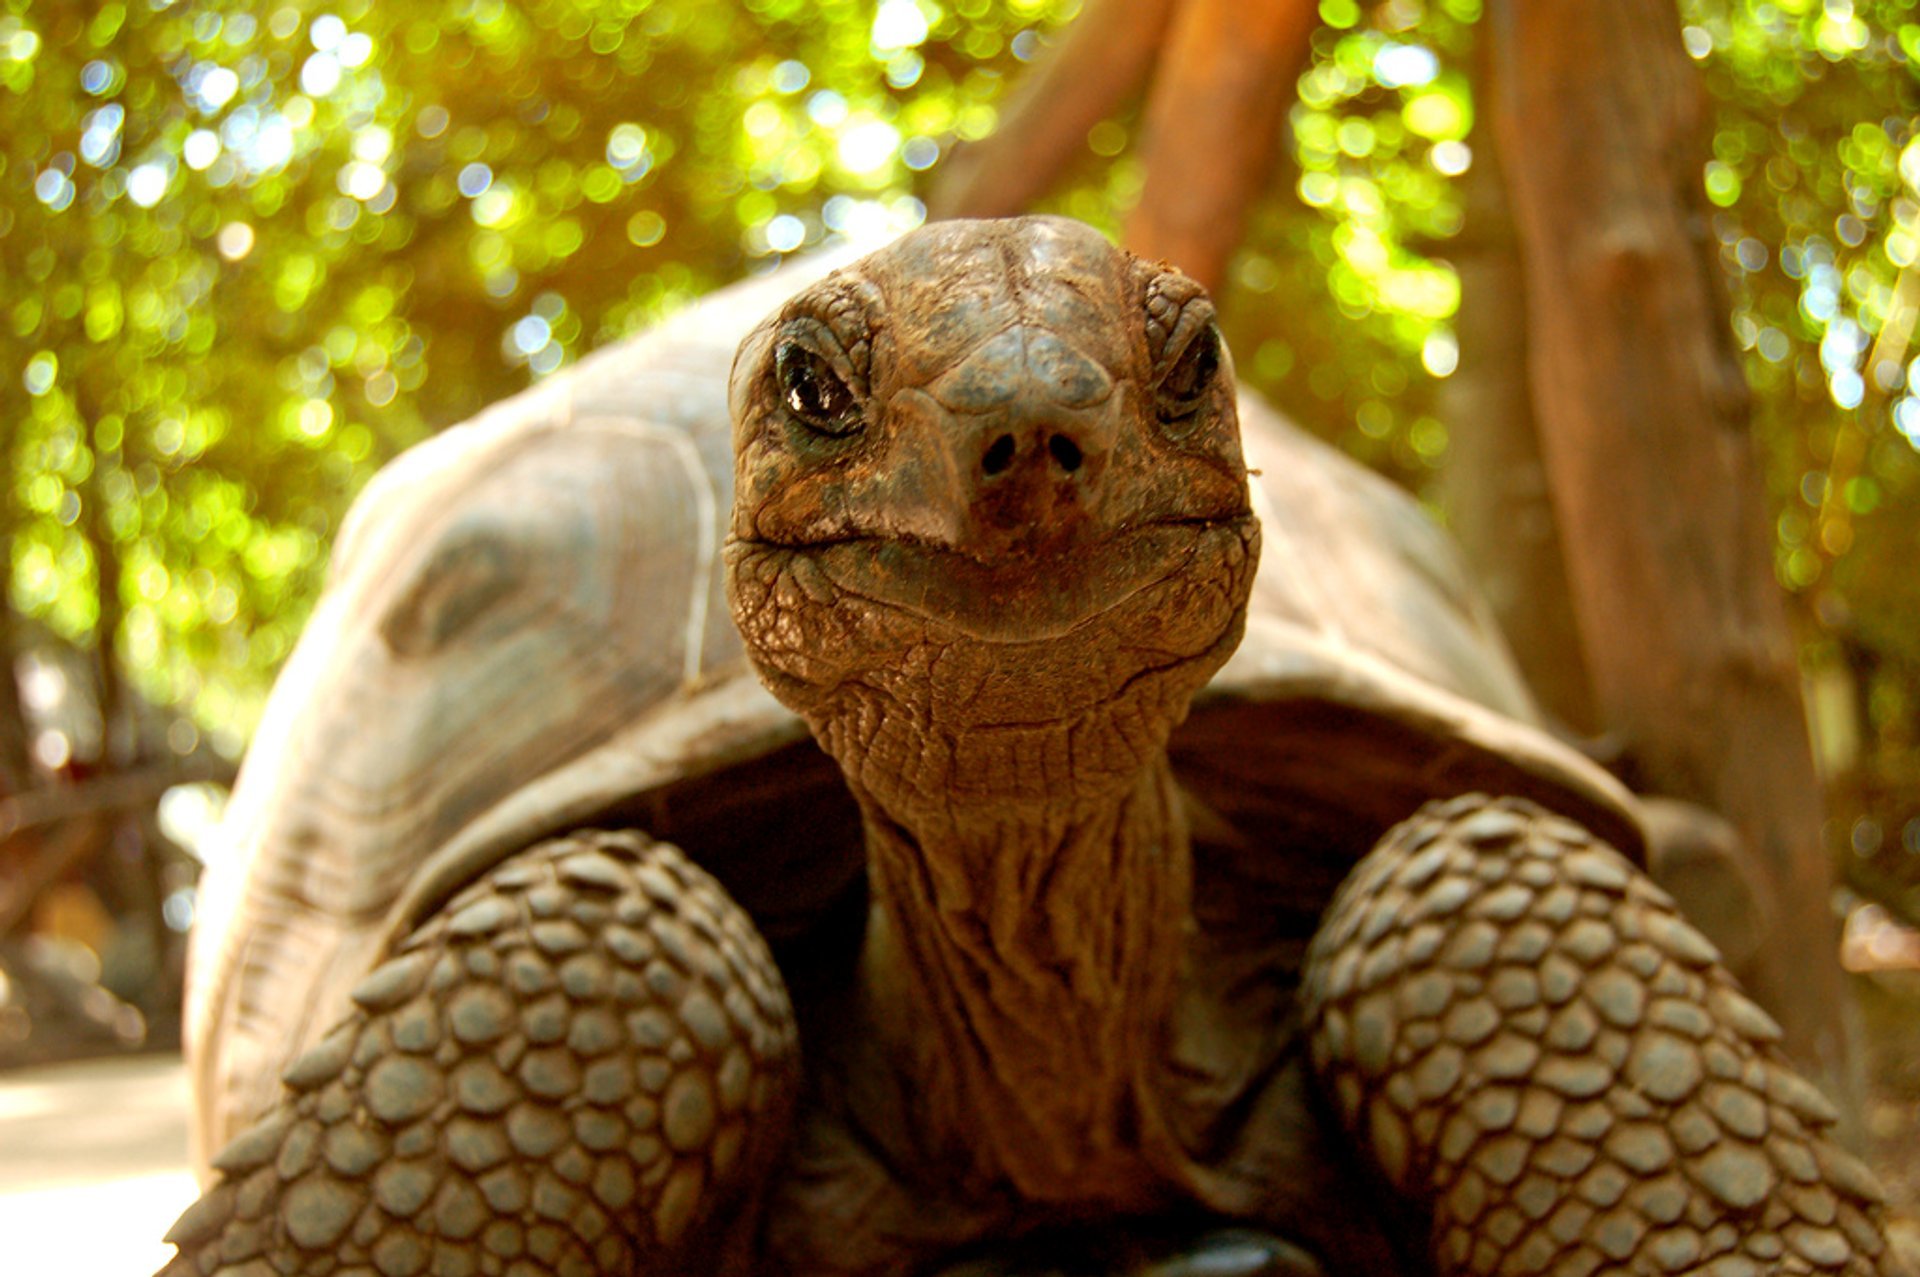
(1164, 327, 1219, 404)
(777, 343, 858, 434)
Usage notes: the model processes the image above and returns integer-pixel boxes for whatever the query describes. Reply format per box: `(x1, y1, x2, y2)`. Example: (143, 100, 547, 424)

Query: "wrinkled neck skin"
(728, 514, 1252, 1207)
(820, 643, 1204, 1209)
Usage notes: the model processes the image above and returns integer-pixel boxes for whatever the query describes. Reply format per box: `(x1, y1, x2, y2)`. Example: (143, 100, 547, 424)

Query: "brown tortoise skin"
(1305, 797, 1890, 1276)
(157, 219, 1898, 1277)
(160, 832, 796, 1277)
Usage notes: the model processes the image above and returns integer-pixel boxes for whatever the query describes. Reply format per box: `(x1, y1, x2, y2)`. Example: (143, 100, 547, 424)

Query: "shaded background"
(2, 0, 1918, 1262)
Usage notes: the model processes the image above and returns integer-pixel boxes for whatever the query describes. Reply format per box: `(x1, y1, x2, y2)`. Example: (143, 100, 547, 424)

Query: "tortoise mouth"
(735, 512, 1258, 644)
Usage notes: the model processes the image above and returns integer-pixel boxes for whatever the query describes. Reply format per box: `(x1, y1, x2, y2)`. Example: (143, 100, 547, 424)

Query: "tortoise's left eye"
(1156, 323, 1221, 423)
(776, 342, 863, 438)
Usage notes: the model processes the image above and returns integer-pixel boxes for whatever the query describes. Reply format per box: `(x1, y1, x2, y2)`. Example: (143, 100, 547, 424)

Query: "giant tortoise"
(160, 217, 1893, 1276)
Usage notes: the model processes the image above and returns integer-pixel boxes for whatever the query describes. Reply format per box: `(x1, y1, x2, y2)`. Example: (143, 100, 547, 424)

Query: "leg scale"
(159, 829, 798, 1277)
(1303, 795, 1895, 1277)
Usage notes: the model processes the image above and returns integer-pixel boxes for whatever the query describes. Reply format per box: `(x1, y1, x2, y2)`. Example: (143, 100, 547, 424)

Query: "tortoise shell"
(184, 242, 1639, 1170)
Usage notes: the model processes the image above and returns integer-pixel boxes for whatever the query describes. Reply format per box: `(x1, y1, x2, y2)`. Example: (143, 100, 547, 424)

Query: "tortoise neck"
(853, 750, 1191, 1202)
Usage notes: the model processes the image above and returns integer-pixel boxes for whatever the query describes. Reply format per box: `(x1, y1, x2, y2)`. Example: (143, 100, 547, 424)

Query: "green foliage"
(1, 0, 1072, 746)
(1200, 0, 1920, 772)
(1677, 0, 1920, 762)
(4, 0, 1917, 779)
(1209, 0, 1481, 482)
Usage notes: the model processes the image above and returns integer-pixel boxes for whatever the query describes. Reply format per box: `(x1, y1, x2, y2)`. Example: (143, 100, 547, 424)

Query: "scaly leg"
(158, 830, 797, 1277)
(1303, 795, 1895, 1276)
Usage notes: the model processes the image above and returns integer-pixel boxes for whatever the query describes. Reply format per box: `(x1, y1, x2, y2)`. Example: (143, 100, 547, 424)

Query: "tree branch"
(925, 0, 1181, 221)
(0, 447, 33, 796)
(1485, 0, 1859, 1124)
(0, 757, 237, 843)
(1123, 0, 1317, 290)
(0, 814, 108, 939)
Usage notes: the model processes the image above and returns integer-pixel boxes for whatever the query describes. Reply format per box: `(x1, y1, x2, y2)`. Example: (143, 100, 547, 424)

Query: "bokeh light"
(0, 0, 1914, 811)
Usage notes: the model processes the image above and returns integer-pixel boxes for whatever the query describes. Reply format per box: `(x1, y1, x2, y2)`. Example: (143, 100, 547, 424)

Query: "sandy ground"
(1855, 968, 1920, 1269)
(0, 1055, 196, 1277)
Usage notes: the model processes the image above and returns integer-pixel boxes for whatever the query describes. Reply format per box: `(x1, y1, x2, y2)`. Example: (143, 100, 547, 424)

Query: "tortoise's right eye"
(776, 342, 863, 438)
(1158, 323, 1221, 418)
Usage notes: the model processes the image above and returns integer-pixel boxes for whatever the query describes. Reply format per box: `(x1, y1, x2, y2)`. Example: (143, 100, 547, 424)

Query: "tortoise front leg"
(157, 830, 797, 1277)
(1302, 795, 1894, 1276)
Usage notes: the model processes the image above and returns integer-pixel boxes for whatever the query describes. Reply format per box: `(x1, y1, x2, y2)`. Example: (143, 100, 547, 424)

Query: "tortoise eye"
(776, 342, 862, 438)
(1156, 323, 1221, 423)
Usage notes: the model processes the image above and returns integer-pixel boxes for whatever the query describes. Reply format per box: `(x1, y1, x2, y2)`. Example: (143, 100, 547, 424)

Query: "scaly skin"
(1305, 795, 1893, 1276)
(158, 831, 795, 1277)
(160, 218, 1897, 1277)
(725, 218, 1272, 1268)
(722, 218, 1897, 1274)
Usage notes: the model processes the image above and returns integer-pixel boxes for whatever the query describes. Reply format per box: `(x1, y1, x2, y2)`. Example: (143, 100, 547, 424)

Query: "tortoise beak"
(905, 322, 1119, 562)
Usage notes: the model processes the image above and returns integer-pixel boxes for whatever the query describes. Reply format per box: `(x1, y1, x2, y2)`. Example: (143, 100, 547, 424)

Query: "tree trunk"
(1437, 80, 1598, 738)
(927, 0, 1318, 295)
(0, 758, 236, 842)
(1121, 0, 1316, 290)
(927, 0, 1180, 222)
(1483, 0, 1858, 1119)
(0, 612, 29, 795)
(0, 452, 33, 795)
(81, 436, 130, 772)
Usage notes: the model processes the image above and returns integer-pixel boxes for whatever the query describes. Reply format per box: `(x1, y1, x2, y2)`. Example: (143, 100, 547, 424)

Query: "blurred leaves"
(3, 0, 1919, 788)
(1164, 0, 1920, 781)
(1, 0, 1073, 747)
(1674, 0, 1920, 774)
(1196, 0, 1484, 481)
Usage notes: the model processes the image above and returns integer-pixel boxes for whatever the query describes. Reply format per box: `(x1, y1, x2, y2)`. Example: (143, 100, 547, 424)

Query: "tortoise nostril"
(982, 433, 1017, 476)
(1048, 434, 1083, 474)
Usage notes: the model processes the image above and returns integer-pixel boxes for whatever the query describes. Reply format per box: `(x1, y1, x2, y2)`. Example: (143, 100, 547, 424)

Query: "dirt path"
(1855, 969, 1920, 1269)
(0, 1054, 196, 1276)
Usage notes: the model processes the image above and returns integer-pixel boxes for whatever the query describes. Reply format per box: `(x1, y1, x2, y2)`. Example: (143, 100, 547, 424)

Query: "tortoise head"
(725, 217, 1260, 811)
